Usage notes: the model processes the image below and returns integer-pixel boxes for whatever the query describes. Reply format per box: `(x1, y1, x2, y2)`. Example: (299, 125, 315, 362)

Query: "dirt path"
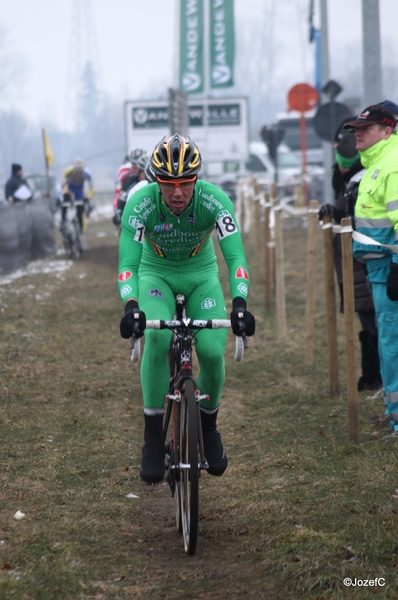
(1, 221, 396, 599)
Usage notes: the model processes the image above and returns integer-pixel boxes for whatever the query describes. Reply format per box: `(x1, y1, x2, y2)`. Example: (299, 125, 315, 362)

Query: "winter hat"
(11, 163, 22, 175)
(333, 117, 355, 144)
(335, 133, 360, 168)
(378, 99, 398, 117)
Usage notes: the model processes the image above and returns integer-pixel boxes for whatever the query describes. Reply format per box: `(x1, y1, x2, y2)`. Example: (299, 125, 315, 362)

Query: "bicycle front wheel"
(73, 222, 83, 259)
(179, 378, 199, 555)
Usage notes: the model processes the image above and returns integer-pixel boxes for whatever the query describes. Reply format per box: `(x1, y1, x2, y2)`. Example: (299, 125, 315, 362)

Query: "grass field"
(0, 215, 397, 599)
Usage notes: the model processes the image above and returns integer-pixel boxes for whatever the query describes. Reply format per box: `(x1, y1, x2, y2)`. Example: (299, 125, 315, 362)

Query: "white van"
(203, 141, 302, 200)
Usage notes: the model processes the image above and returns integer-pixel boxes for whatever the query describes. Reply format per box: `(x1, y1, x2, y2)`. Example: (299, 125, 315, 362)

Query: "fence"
(236, 176, 367, 444)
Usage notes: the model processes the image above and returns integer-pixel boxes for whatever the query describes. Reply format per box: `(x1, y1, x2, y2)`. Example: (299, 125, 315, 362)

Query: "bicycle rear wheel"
(179, 378, 199, 555)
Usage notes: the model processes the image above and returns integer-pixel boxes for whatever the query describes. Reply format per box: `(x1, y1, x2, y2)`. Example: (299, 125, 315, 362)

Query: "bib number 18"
(215, 215, 237, 240)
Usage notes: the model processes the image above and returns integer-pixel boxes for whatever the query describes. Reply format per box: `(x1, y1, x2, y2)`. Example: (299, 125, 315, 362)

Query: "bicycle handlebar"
(145, 318, 231, 329)
(130, 319, 246, 363)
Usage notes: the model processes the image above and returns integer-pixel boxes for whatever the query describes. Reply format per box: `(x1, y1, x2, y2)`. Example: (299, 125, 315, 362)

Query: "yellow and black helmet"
(150, 134, 202, 178)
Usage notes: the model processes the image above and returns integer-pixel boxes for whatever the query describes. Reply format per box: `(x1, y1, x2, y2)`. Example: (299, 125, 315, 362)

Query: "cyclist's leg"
(138, 274, 176, 409)
(137, 274, 176, 483)
(61, 192, 72, 233)
(186, 277, 228, 476)
(75, 204, 85, 234)
(60, 206, 67, 232)
(186, 276, 228, 409)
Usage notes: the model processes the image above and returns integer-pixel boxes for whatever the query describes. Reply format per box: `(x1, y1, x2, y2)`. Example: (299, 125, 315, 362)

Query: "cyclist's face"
(157, 178, 196, 215)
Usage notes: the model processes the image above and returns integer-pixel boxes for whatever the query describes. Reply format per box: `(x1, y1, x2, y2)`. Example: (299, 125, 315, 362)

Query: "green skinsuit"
(118, 180, 250, 410)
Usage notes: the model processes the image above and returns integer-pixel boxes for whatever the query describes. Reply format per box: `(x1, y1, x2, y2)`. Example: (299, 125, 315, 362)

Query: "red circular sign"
(287, 83, 319, 113)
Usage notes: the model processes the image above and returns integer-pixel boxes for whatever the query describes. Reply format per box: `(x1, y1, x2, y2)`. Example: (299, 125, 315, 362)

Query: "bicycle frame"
(61, 199, 82, 259)
(129, 295, 246, 554)
(163, 296, 209, 495)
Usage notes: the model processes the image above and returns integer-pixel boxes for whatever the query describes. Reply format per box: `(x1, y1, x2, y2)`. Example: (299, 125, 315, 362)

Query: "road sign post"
(287, 83, 319, 206)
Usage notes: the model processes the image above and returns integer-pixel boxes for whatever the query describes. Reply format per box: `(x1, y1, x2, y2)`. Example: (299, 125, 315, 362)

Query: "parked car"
(203, 141, 303, 201)
(25, 173, 56, 201)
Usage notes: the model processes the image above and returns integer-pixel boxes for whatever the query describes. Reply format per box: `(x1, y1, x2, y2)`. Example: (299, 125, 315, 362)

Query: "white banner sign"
(124, 97, 249, 164)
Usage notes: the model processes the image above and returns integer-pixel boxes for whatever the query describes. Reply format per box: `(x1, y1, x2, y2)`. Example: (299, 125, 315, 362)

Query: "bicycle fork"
(165, 382, 209, 497)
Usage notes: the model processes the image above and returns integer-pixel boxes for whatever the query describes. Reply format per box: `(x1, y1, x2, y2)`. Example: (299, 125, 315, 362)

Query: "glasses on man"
(156, 176, 197, 191)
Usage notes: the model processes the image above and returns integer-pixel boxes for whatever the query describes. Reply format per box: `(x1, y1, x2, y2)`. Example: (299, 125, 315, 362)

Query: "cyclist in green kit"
(118, 134, 255, 483)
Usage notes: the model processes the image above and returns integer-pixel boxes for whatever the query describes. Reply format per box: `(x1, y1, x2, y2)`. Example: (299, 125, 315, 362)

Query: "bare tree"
(0, 26, 27, 107)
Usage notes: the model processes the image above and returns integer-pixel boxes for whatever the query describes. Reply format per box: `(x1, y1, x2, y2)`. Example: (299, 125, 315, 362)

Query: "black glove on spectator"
(386, 263, 398, 301)
(120, 300, 146, 339)
(230, 297, 255, 337)
(318, 204, 346, 224)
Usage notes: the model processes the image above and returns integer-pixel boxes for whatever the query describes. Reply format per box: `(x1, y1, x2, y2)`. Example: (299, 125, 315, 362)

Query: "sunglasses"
(156, 176, 197, 191)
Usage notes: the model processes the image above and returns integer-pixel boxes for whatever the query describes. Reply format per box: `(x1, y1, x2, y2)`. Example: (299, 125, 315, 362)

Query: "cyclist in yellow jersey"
(61, 158, 95, 234)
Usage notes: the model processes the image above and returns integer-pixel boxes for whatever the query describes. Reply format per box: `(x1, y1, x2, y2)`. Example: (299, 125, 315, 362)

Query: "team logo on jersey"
(160, 210, 166, 222)
(237, 283, 248, 297)
(154, 223, 173, 232)
(186, 212, 196, 224)
(120, 285, 132, 298)
(118, 271, 132, 282)
(201, 298, 216, 310)
(128, 216, 141, 229)
(148, 288, 164, 299)
(235, 267, 249, 280)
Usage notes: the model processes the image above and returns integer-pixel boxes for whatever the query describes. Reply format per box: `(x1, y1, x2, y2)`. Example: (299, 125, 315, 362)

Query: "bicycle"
(60, 194, 83, 260)
(130, 294, 246, 555)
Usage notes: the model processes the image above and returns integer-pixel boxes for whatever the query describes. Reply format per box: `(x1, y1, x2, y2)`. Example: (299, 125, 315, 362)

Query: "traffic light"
(259, 125, 285, 165)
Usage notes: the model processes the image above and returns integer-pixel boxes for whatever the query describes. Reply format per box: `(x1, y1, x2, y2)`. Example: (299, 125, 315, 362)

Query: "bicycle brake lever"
(242, 333, 248, 349)
(237, 311, 246, 336)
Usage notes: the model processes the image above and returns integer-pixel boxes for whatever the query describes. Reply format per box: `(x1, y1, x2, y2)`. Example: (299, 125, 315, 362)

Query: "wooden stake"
(253, 179, 262, 280)
(305, 200, 319, 364)
(321, 215, 340, 396)
(235, 179, 243, 230)
(264, 192, 273, 311)
(273, 196, 287, 341)
(341, 217, 359, 443)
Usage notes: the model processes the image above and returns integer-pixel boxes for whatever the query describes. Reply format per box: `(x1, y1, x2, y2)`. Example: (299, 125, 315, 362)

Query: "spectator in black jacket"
(5, 164, 32, 203)
(318, 133, 382, 392)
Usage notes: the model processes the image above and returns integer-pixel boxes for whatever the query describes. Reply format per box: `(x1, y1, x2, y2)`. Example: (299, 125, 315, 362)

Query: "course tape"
(322, 221, 398, 254)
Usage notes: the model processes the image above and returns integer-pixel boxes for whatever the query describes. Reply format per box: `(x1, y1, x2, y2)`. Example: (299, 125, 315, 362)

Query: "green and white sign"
(179, 0, 204, 94)
(209, 0, 235, 89)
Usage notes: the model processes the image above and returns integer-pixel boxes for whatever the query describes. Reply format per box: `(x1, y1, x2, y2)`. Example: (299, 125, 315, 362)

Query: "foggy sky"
(1, 0, 398, 130)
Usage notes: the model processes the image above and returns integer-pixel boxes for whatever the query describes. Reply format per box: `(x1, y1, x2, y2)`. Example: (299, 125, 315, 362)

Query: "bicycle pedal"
(167, 470, 176, 496)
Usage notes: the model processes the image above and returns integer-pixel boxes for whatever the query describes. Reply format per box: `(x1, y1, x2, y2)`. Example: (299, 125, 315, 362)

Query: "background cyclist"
(61, 158, 94, 234)
(118, 134, 255, 484)
(113, 148, 146, 227)
(125, 155, 156, 203)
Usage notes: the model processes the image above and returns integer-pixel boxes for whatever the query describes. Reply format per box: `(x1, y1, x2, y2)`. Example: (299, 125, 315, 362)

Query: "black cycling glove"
(386, 263, 398, 301)
(120, 300, 146, 339)
(112, 209, 122, 226)
(230, 297, 255, 337)
(318, 204, 346, 224)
